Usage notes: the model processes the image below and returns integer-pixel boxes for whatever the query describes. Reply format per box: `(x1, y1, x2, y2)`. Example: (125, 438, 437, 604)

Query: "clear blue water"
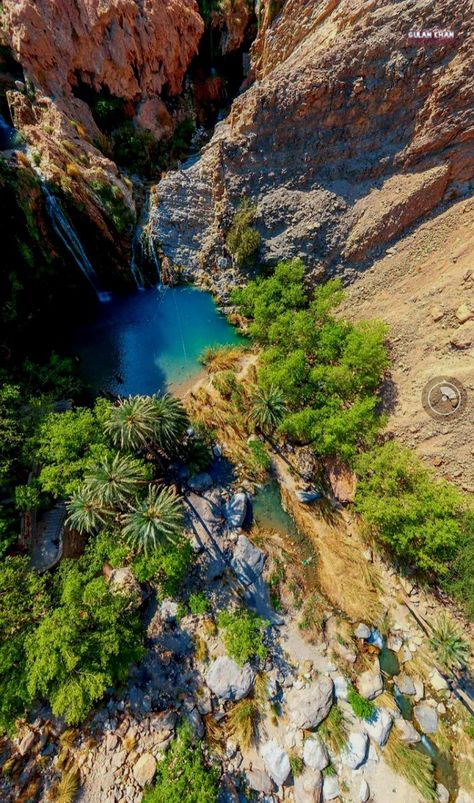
(71, 286, 244, 396)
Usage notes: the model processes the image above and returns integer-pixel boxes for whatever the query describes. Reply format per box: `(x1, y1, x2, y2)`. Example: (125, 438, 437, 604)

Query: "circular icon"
(422, 376, 467, 421)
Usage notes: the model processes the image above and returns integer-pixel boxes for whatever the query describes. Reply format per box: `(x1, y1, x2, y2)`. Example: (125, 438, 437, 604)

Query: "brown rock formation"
(150, 0, 473, 282)
(3, 0, 203, 104)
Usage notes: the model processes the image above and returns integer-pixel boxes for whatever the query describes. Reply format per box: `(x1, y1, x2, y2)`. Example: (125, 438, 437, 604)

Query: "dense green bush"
(226, 199, 261, 268)
(355, 442, 470, 577)
(0, 557, 49, 733)
(144, 722, 219, 803)
(25, 559, 144, 724)
(232, 260, 388, 461)
(33, 401, 109, 498)
(217, 608, 268, 665)
(188, 592, 210, 615)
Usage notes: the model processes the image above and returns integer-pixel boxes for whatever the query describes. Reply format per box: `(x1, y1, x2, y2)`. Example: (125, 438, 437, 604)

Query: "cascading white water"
(24, 147, 111, 302)
(130, 187, 164, 289)
(42, 186, 110, 302)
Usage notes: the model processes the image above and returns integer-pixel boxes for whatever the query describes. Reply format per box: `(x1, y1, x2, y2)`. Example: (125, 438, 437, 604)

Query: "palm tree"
(429, 614, 470, 670)
(152, 394, 188, 453)
(85, 452, 147, 507)
(122, 485, 183, 554)
(66, 486, 108, 534)
(249, 384, 287, 434)
(104, 395, 156, 451)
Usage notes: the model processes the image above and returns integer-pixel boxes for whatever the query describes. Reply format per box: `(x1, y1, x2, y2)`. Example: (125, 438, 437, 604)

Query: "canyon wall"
(0, 0, 205, 284)
(3, 0, 203, 104)
(150, 0, 474, 284)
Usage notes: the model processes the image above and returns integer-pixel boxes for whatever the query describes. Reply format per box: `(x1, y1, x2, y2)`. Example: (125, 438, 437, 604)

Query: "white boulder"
(303, 735, 329, 771)
(261, 740, 291, 786)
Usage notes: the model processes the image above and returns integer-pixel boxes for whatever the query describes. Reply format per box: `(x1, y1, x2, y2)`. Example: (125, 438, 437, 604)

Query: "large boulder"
(133, 753, 156, 787)
(303, 735, 329, 771)
(359, 779, 370, 802)
(206, 656, 255, 701)
(354, 623, 371, 639)
(230, 534, 265, 586)
(260, 740, 291, 786)
(286, 677, 334, 730)
(356, 661, 383, 700)
(394, 673, 416, 696)
(414, 704, 438, 734)
(245, 768, 274, 795)
(224, 492, 247, 529)
(364, 708, 393, 746)
(341, 731, 369, 769)
(322, 775, 340, 801)
(188, 472, 213, 493)
(394, 718, 421, 744)
(294, 768, 323, 803)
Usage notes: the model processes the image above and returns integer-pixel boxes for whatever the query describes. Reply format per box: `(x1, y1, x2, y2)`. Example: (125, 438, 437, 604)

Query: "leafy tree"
(0, 384, 25, 484)
(249, 384, 287, 434)
(232, 264, 388, 461)
(226, 199, 261, 268)
(122, 485, 183, 554)
(143, 722, 219, 803)
(429, 614, 470, 670)
(35, 402, 109, 497)
(26, 560, 143, 724)
(355, 442, 469, 578)
(217, 608, 268, 665)
(0, 557, 49, 733)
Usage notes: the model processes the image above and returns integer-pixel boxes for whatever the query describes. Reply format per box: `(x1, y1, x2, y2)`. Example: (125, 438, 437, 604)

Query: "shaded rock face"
(150, 0, 473, 280)
(3, 0, 203, 107)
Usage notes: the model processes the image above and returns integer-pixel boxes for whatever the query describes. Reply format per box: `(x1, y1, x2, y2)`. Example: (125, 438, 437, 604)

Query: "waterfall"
(24, 148, 111, 302)
(42, 186, 110, 302)
(130, 187, 164, 289)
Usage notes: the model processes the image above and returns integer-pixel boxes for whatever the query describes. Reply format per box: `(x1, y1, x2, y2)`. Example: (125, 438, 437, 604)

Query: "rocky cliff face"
(150, 0, 473, 285)
(3, 0, 203, 123)
(0, 0, 205, 286)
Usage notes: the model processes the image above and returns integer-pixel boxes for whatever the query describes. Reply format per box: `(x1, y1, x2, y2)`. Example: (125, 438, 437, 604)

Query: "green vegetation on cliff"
(232, 259, 388, 460)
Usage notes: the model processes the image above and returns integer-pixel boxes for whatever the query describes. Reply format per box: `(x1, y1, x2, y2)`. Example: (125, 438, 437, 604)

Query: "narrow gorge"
(0, 3, 473, 803)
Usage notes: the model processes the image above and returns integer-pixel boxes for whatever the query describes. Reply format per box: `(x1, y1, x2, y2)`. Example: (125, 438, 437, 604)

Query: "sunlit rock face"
(150, 0, 474, 277)
(3, 0, 203, 103)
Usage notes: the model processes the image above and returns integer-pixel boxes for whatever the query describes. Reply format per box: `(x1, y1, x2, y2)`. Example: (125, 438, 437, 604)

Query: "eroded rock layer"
(3, 0, 203, 103)
(150, 0, 474, 278)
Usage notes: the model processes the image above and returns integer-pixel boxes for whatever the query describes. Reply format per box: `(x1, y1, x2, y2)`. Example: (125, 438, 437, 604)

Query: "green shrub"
(89, 180, 134, 234)
(143, 722, 219, 803)
(289, 753, 304, 777)
(226, 199, 261, 267)
(25, 559, 144, 725)
(232, 262, 388, 461)
(347, 686, 376, 721)
(217, 608, 268, 665)
(355, 442, 471, 583)
(188, 592, 210, 616)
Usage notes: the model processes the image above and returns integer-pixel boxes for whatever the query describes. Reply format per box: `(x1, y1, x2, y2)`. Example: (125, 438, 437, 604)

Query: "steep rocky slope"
(341, 195, 474, 491)
(150, 0, 473, 277)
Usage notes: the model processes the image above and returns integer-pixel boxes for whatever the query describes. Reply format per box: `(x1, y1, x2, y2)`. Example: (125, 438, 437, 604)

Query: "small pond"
(252, 478, 316, 580)
(70, 285, 244, 397)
